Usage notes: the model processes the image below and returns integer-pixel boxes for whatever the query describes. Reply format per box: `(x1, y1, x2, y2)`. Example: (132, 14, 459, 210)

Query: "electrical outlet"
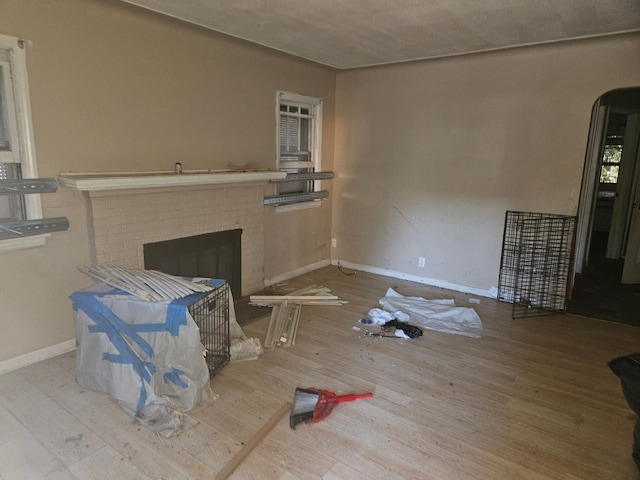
(331, 238, 337, 248)
(418, 256, 426, 268)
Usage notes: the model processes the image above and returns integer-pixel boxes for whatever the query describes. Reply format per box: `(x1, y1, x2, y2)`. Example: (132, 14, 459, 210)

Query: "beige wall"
(2, 0, 639, 367)
(333, 33, 640, 294)
(0, 0, 335, 364)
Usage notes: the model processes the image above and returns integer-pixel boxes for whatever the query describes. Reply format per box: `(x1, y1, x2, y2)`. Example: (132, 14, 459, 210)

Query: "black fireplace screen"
(497, 211, 576, 319)
(144, 229, 242, 299)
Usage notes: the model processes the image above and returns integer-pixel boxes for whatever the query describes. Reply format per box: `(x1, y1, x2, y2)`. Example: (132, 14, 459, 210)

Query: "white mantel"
(58, 169, 286, 192)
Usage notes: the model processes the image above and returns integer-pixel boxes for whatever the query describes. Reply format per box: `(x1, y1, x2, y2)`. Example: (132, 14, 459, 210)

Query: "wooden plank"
(249, 294, 340, 304)
(285, 303, 301, 347)
(80, 265, 214, 301)
(263, 304, 281, 348)
(213, 403, 291, 480)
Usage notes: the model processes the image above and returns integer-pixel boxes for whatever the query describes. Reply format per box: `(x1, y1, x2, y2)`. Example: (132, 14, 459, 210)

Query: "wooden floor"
(2, 266, 640, 479)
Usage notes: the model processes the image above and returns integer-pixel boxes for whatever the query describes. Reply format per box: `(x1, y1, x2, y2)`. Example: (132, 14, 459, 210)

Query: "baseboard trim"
(331, 260, 496, 298)
(0, 339, 76, 376)
(265, 259, 332, 287)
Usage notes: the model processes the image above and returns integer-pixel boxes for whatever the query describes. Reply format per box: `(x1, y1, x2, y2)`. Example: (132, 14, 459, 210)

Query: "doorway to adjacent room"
(570, 87, 640, 326)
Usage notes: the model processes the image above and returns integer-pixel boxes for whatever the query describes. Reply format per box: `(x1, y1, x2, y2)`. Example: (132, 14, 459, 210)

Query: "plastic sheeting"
(228, 298, 264, 362)
(378, 288, 483, 338)
(70, 282, 216, 437)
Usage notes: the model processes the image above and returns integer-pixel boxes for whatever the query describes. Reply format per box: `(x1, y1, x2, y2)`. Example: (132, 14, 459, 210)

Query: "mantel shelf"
(58, 169, 287, 192)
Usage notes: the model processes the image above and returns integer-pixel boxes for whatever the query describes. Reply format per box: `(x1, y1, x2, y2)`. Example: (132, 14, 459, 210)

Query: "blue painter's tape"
(70, 293, 157, 413)
(136, 383, 147, 414)
(184, 278, 226, 289)
(164, 367, 189, 389)
(80, 295, 154, 357)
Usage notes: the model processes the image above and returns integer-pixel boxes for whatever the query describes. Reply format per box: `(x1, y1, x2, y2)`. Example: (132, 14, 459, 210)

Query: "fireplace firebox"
(144, 229, 242, 298)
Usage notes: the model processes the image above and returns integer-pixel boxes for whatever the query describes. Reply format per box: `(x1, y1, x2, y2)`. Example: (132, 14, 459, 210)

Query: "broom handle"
(333, 392, 373, 403)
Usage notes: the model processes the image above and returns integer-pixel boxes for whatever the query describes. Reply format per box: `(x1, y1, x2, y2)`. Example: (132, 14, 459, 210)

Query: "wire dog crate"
(498, 211, 577, 319)
(188, 282, 230, 376)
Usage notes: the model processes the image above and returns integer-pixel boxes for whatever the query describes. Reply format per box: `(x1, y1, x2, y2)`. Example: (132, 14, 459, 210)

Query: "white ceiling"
(122, 0, 640, 69)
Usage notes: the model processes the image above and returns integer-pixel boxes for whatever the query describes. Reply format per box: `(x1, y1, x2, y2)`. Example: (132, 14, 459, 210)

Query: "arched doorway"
(569, 87, 640, 325)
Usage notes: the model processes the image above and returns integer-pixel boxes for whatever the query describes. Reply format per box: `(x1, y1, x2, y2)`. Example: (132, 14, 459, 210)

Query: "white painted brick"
(86, 184, 265, 292)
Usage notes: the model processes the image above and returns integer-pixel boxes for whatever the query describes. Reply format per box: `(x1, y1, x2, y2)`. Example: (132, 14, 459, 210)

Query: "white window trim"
(0, 55, 21, 164)
(275, 91, 324, 211)
(0, 34, 46, 250)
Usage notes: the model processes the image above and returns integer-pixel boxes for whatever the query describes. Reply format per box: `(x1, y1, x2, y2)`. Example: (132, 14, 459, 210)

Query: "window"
(599, 141, 622, 184)
(0, 34, 50, 250)
(273, 91, 325, 206)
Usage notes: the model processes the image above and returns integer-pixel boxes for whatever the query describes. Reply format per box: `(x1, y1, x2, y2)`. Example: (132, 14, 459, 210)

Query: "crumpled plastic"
(367, 307, 410, 324)
(378, 288, 483, 338)
(228, 299, 264, 362)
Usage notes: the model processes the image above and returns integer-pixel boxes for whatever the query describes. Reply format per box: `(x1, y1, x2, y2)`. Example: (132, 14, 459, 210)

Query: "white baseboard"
(331, 260, 496, 298)
(264, 259, 332, 287)
(0, 339, 76, 376)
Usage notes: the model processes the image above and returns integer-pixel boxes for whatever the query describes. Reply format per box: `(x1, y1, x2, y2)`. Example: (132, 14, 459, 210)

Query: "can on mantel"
(175, 162, 182, 174)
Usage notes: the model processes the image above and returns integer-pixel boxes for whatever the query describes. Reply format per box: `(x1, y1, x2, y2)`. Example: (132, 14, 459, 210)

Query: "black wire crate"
(188, 282, 230, 376)
(498, 211, 577, 319)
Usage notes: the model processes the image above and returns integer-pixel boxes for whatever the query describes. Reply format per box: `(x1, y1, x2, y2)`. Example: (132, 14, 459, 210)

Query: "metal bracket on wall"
(0, 178, 59, 195)
(0, 178, 69, 241)
(0, 217, 70, 240)
(264, 190, 329, 206)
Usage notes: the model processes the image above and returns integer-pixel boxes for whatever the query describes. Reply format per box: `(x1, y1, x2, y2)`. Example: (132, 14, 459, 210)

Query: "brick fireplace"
(60, 170, 285, 297)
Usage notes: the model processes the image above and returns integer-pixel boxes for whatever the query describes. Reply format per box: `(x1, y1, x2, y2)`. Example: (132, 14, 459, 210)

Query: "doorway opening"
(569, 87, 640, 326)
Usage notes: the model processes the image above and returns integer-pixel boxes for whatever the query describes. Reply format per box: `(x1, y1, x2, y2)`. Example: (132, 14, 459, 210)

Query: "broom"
(290, 387, 373, 428)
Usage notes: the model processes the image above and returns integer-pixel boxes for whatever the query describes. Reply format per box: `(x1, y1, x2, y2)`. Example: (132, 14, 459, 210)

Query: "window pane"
(280, 114, 300, 153)
(0, 63, 9, 151)
(0, 162, 26, 221)
(299, 117, 310, 153)
(600, 164, 619, 184)
(279, 167, 314, 194)
(603, 145, 622, 164)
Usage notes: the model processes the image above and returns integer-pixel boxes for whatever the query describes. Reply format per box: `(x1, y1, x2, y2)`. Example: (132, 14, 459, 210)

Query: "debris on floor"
(250, 285, 347, 349)
(357, 317, 423, 339)
(361, 329, 409, 338)
(376, 287, 483, 338)
(228, 299, 264, 362)
(383, 319, 423, 338)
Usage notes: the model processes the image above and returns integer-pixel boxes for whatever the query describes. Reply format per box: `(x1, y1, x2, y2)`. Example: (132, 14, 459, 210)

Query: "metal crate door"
(498, 211, 577, 319)
(188, 282, 230, 376)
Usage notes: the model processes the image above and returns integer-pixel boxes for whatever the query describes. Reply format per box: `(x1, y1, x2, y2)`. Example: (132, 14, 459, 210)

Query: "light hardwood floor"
(1, 266, 639, 479)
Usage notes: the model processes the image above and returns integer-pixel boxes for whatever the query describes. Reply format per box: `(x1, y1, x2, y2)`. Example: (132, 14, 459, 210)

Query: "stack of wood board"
(80, 265, 213, 301)
(250, 285, 347, 349)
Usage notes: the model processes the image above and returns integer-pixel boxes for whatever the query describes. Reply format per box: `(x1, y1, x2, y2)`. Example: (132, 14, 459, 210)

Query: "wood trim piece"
(213, 403, 290, 480)
(249, 294, 340, 304)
